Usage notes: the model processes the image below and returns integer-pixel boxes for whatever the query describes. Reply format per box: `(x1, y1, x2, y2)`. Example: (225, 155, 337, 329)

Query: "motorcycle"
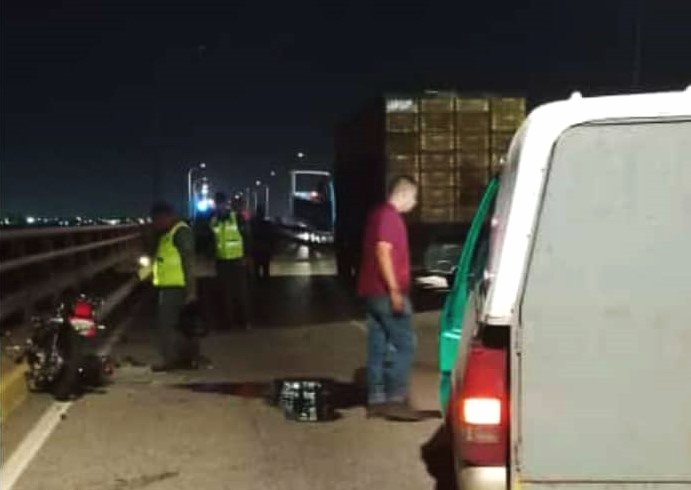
(17, 294, 114, 401)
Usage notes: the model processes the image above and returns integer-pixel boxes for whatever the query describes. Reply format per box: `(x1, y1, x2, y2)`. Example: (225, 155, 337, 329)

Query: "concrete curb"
(0, 360, 29, 425)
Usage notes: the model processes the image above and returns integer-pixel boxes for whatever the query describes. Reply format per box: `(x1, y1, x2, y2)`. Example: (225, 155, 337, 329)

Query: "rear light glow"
(463, 397, 501, 425)
(456, 338, 508, 466)
(70, 317, 97, 337)
(73, 301, 94, 319)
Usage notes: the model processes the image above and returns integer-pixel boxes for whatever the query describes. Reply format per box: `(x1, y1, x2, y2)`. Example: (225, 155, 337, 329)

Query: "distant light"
(199, 162, 207, 169)
(270, 171, 276, 177)
(26, 216, 36, 224)
(138, 218, 145, 225)
(255, 180, 262, 186)
(139, 256, 152, 268)
(201, 183, 209, 196)
(196, 198, 215, 213)
(297, 152, 305, 159)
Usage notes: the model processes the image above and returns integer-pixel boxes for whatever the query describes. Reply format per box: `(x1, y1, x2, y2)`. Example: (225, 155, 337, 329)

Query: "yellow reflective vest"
(212, 213, 244, 260)
(152, 221, 189, 287)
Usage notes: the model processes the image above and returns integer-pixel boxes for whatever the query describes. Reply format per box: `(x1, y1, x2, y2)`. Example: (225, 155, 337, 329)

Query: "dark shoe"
(366, 403, 389, 419)
(384, 402, 424, 422)
(151, 363, 170, 373)
(181, 359, 200, 370)
(196, 355, 213, 369)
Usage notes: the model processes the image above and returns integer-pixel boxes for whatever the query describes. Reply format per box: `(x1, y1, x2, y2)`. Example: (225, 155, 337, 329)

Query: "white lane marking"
(0, 402, 72, 489)
(0, 303, 142, 489)
(350, 320, 367, 333)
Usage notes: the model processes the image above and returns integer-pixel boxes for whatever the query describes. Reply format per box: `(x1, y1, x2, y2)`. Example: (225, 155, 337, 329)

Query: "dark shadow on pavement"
(172, 379, 367, 408)
(173, 367, 441, 420)
(421, 423, 458, 490)
(171, 374, 368, 414)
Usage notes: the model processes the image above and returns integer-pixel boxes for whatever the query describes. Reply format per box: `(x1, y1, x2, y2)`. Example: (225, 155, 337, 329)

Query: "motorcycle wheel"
(52, 329, 85, 401)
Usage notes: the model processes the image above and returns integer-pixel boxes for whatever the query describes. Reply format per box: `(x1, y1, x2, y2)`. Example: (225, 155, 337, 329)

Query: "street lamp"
(265, 169, 278, 217)
(187, 162, 206, 218)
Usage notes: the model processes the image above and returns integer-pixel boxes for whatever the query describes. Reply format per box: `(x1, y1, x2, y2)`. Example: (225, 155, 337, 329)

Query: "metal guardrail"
(0, 224, 142, 241)
(0, 225, 146, 323)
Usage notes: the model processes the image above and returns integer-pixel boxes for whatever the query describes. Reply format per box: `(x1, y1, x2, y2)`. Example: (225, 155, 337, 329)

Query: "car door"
(439, 176, 499, 414)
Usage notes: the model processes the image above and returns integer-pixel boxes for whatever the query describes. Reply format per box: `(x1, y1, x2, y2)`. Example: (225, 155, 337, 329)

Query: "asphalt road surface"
(3, 250, 456, 490)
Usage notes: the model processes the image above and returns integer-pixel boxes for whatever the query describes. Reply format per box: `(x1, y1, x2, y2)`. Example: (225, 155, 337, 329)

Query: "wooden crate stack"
(384, 93, 525, 224)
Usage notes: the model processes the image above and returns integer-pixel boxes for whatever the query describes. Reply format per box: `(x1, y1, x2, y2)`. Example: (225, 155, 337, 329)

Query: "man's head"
(387, 175, 418, 214)
(231, 195, 245, 213)
(150, 201, 177, 232)
(215, 192, 230, 217)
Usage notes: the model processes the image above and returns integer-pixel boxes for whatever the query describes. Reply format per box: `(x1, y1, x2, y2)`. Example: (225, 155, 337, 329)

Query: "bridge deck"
(2, 252, 450, 490)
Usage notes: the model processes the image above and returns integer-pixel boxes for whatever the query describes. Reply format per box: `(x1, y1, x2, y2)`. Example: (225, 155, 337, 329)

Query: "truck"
(441, 88, 691, 490)
(334, 91, 525, 282)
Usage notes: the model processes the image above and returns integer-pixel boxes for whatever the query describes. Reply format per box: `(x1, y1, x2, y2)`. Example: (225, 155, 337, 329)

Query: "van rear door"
(517, 119, 691, 489)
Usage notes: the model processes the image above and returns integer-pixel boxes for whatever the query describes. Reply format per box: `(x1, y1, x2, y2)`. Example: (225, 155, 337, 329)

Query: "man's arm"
(375, 241, 404, 313)
(174, 225, 197, 302)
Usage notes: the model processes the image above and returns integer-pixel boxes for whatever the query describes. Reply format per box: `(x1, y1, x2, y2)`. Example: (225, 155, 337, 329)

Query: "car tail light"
(458, 341, 508, 466)
(463, 397, 501, 425)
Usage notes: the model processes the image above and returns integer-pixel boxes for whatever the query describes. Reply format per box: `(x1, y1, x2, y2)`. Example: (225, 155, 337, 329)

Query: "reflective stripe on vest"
(212, 213, 244, 260)
(153, 221, 188, 287)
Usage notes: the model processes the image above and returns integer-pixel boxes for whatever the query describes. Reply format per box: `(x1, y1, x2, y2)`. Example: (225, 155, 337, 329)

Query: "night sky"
(2, 0, 690, 217)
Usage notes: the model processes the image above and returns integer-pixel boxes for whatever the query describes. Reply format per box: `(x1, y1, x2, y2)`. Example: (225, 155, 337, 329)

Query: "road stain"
(108, 470, 180, 489)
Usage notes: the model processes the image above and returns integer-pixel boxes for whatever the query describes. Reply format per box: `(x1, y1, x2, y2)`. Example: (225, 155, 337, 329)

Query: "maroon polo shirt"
(358, 203, 411, 297)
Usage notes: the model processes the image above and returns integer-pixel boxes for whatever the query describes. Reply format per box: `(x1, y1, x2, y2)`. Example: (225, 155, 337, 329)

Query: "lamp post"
(289, 152, 306, 216)
(265, 170, 278, 217)
(253, 180, 262, 213)
(187, 162, 206, 218)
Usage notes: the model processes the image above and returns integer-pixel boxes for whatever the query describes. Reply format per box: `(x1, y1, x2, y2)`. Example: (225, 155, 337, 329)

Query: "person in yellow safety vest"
(211, 192, 252, 330)
(150, 201, 200, 372)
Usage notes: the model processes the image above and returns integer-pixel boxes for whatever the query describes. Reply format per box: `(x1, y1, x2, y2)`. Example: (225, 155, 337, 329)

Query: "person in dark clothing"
(211, 193, 252, 329)
(251, 205, 274, 280)
(149, 202, 200, 372)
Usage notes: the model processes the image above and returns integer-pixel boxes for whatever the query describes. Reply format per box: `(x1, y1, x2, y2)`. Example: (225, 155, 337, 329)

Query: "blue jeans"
(365, 295, 416, 405)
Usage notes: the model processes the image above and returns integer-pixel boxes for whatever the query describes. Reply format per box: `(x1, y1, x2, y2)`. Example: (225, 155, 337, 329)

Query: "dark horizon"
(2, 0, 690, 216)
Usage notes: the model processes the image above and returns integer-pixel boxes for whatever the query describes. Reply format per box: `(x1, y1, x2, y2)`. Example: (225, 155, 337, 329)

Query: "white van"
(446, 89, 691, 490)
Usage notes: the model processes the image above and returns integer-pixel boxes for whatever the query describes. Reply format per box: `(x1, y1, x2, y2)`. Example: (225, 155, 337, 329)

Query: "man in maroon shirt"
(358, 175, 422, 421)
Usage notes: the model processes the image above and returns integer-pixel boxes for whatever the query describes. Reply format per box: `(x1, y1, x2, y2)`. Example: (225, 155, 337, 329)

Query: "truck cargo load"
(334, 91, 525, 279)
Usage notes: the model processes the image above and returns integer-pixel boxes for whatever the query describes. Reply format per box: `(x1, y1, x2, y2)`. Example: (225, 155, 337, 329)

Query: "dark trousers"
(217, 259, 251, 328)
(253, 251, 271, 280)
(156, 288, 199, 365)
